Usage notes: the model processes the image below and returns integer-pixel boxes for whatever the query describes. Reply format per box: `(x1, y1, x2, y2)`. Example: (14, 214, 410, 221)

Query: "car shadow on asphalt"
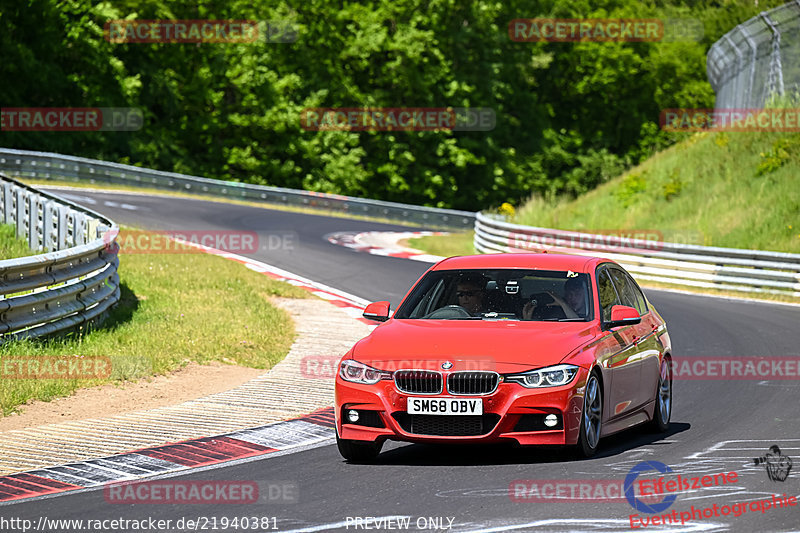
(370, 422, 690, 466)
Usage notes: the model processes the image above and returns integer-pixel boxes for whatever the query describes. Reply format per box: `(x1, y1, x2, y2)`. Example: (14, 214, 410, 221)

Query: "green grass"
(513, 131, 800, 253)
(0, 224, 37, 259)
(0, 235, 310, 416)
(406, 231, 475, 258)
(407, 132, 800, 303)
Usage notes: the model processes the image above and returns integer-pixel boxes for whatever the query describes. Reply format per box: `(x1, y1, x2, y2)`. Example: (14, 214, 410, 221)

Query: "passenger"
(559, 277, 588, 318)
(523, 277, 587, 320)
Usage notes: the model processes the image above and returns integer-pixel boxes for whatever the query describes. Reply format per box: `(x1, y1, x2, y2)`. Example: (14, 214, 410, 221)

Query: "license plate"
(407, 397, 483, 415)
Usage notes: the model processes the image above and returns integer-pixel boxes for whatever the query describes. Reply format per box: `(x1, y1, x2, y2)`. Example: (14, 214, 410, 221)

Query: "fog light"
(347, 410, 360, 423)
(544, 414, 558, 427)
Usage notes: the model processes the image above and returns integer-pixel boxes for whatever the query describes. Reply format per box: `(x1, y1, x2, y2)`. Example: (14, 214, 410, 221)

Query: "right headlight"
(339, 359, 391, 385)
(505, 364, 579, 388)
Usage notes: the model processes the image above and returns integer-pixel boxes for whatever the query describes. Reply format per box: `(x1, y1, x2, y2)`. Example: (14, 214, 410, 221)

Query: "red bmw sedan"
(334, 253, 672, 461)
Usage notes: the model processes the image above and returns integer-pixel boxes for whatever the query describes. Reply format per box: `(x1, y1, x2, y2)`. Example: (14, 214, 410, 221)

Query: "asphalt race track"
(4, 189, 800, 532)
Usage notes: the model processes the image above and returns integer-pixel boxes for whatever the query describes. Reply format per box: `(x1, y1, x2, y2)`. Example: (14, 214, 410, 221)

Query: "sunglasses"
(457, 290, 481, 297)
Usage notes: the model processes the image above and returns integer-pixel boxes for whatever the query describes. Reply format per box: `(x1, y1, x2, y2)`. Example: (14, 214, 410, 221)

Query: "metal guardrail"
(0, 172, 120, 341)
(474, 212, 800, 298)
(6, 150, 797, 300)
(0, 148, 475, 229)
(707, 1, 800, 108)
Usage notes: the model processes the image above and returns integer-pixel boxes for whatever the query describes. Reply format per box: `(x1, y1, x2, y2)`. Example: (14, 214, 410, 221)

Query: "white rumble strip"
(0, 278, 373, 476)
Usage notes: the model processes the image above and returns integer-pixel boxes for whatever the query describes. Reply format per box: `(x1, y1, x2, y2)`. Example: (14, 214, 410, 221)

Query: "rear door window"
(609, 268, 645, 316)
(597, 269, 621, 322)
(626, 272, 648, 315)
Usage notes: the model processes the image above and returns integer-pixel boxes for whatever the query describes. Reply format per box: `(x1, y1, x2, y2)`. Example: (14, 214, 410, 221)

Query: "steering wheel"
(424, 305, 473, 319)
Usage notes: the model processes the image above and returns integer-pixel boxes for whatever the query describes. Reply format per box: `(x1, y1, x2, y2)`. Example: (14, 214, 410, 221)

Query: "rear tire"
(576, 371, 603, 458)
(336, 429, 383, 463)
(648, 358, 672, 433)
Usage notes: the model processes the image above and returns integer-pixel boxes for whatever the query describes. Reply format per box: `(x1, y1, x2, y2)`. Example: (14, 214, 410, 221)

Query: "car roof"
(432, 253, 606, 273)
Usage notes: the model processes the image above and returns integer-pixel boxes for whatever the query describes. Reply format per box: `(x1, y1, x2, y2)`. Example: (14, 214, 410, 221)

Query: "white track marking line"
(686, 439, 800, 460)
(56, 192, 97, 204)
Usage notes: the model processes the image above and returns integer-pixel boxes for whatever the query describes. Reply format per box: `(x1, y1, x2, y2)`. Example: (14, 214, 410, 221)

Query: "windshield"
(394, 269, 593, 321)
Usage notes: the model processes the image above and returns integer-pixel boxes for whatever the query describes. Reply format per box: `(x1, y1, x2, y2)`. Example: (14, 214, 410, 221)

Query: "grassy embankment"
(409, 132, 800, 300)
(512, 132, 799, 253)
(0, 225, 309, 416)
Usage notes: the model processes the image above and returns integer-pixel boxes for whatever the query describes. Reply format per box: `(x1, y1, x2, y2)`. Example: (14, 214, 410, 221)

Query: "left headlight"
(505, 364, 580, 388)
(339, 359, 391, 385)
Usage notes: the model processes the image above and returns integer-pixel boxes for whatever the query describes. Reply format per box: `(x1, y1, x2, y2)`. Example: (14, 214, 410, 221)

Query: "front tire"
(336, 429, 383, 463)
(577, 371, 603, 458)
(648, 358, 672, 433)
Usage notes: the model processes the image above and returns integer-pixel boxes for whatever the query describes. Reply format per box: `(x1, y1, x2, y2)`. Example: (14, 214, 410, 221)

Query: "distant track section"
(0, 148, 475, 229)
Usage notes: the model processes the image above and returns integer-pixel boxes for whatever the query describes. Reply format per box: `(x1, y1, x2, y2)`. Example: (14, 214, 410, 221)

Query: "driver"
(456, 275, 486, 315)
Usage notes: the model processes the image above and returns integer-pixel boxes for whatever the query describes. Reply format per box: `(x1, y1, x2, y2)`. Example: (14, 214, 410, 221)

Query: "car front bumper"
(335, 368, 588, 446)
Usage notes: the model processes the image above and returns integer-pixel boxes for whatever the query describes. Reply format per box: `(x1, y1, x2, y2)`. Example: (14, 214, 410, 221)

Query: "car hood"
(352, 319, 598, 374)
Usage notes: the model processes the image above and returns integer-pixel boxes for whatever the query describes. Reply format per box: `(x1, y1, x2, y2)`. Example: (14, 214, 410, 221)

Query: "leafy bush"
(756, 138, 793, 176)
(662, 171, 684, 201)
(616, 171, 647, 207)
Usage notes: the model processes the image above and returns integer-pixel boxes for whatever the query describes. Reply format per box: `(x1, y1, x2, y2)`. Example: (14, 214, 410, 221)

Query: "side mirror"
(363, 301, 391, 322)
(605, 305, 641, 329)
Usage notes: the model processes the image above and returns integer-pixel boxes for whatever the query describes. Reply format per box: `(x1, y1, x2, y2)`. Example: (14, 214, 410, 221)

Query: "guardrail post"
(43, 200, 56, 252)
(0, 183, 8, 224)
(4, 183, 14, 226)
(66, 211, 77, 247)
(29, 193, 42, 251)
(87, 219, 99, 243)
(15, 188, 26, 239)
(74, 213, 87, 245)
(57, 204, 68, 250)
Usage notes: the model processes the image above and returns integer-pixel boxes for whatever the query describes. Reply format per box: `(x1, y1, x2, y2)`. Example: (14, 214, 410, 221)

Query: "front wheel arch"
(576, 368, 604, 458)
